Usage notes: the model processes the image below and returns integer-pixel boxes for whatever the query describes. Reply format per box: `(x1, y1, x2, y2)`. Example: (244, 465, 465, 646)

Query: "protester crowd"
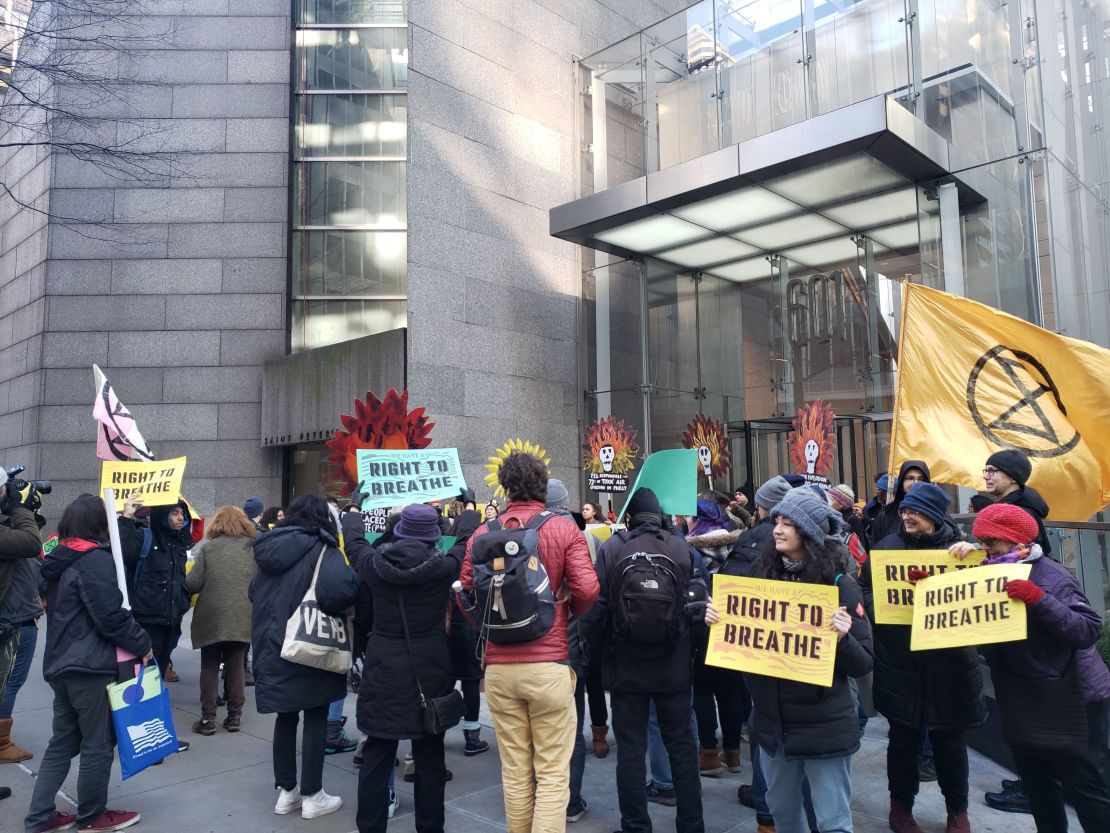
(0, 446, 1108, 833)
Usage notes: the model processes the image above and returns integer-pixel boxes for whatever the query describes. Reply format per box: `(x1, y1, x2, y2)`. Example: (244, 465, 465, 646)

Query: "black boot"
(463, 728, 489, 756)
(985, 783, 1032, 814)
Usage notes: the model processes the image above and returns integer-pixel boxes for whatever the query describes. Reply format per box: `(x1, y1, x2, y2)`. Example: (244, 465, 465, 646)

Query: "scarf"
(781, 556, 805, 574)
(983, 542, 1044, 565)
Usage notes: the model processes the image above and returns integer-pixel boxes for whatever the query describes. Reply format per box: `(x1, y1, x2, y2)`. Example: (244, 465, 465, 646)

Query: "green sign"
(363, 532, 457, 552)
(41, 534, 59, 558)
(355, 448, 466, 510)
(625, 449, 699, 518)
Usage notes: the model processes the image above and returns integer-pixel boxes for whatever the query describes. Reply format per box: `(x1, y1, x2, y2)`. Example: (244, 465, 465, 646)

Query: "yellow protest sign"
(910, 563, 1031, 651)
(100, 457, 187, 510)
(871, 549, 986, 625)
(706, 574, 840, 687)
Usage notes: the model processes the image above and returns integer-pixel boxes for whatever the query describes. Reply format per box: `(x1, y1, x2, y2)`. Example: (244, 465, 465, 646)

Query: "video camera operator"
(0, 466, 46, 799)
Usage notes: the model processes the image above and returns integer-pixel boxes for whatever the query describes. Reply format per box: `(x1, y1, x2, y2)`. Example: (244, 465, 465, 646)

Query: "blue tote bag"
(107, 662, 178, 779)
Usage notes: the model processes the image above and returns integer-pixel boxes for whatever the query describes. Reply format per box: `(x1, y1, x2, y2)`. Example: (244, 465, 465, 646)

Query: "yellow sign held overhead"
(706, 574, 840, 688)
(890, 283, 1110, 521)
(871, 549, 986, 625)
(910, 563, 1030, 651)
(100, 457, 187, 510)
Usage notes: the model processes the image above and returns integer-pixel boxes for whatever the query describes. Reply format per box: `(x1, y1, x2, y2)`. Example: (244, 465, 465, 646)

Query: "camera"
(5, 465, 52, 496)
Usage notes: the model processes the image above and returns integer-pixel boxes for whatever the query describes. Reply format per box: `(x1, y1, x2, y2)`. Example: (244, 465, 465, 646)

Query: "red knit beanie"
(972, 503, 1038, 545)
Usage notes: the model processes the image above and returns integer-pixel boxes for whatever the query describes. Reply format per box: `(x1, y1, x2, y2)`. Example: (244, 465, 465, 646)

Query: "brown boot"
(163, 665, 180, 683)
(756, 825, 776, 833)
(0, 717, 32, 764)
(889, 799, 924, 833)
(698, 745, 723, 777)
(591, 725, 609, 758)
(722, 747, 742, 773)
(945, 805, 971, 833)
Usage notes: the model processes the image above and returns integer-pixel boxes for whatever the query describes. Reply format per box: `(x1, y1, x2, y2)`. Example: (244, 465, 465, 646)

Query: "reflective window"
(295, 94, 407, 158)
(298, 0, 407, 25)
(292, 230, 406, 296)
(291, 299, 407, 352)
(294, 161, 406, 227)
(297, 28, 408, 90)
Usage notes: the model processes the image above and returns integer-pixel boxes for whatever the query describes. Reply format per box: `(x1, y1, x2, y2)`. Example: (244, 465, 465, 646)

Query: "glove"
(349, 480, 368, 511)
(906, 568, 930, 584)
(1005, 579, 1045, 606)
(20, 485, 40, 513)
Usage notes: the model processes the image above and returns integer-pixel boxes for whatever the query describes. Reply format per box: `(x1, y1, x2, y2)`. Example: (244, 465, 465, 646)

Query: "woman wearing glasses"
(863, 482, 985, 833)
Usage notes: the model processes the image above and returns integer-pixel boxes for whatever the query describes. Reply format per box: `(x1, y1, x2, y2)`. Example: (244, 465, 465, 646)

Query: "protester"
(951, 503, 1110, 833)
(250, 494, 360, 820)
(25, 494, 152, 833)
(185, 506, 257, 736)
(483, 501, 499, 522)
(585, 486, 711, 833)
(344, 504, 461, 833)
(746, 488, 873, 833)
(260, 506, 284, 530)
(827, 484, 865, 541)
(580, 501, 604, 526)
(981, 450, 1053, 556)
(0, 472, 45, 768)
(867, 462, 930, 545)
(863, 482, 985, 833)
(243, 497, 264, 532)
(119, 497, 193, 694)
(686, 497, 744, 776)
(446, 510, 488, 756)
(966, 494, 994, 514)
(462, 452, 599, 833)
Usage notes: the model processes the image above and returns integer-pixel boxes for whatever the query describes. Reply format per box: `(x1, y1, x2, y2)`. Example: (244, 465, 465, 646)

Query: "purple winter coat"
(983, 556, 1104, 697)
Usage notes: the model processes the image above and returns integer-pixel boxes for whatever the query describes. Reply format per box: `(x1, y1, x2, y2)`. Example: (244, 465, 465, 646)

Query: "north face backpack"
(471, 512, 557, 645)
(607, 531, 686, 654)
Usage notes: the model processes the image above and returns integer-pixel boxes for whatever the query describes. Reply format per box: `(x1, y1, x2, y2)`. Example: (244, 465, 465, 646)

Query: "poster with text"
(356, 448, 465, 510)
(706, 574, 840, 687)
(100, 457, 187, 510)
(583, 416, 639, 493)
(871, 549, 986, 625)
(910, 563, 1030, 651)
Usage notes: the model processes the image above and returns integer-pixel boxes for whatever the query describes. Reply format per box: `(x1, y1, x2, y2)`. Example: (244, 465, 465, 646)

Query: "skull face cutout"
(804, 439, 820, 474)
(697, 445, 712, 476)
(598, 444, 616, 473)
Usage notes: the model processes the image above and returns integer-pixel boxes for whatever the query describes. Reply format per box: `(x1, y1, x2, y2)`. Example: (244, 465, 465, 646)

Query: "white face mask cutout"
(804, 439, 820, 474)
(599, 444, 615, 473)
(698, 445, 712, 476)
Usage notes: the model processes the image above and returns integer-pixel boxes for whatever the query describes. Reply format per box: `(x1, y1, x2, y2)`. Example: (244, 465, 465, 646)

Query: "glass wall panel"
(294, 161, 406, 227)
(296, 94, 407, 158)
(291, 299, 407, 353)
(299, 0, 407, 25)
(297, 27, 408, 90)
(292, 230, 406, 296)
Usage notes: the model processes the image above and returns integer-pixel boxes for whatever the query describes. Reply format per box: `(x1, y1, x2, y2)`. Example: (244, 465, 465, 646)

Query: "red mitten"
(906, 568, 930, 584)
(1005, 579, 1045, 606)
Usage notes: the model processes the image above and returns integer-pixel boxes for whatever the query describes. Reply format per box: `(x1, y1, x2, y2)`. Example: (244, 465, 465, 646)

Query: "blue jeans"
(328, 697, 345, 722)
(762, 744, 853, 833)
(647, 694, 697, 790)
(0, 623, 37, 718)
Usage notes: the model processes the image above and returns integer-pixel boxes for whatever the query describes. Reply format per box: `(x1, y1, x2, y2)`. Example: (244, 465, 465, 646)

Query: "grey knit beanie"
(770, 487, 840, 543)
(755, 475, 793, 511)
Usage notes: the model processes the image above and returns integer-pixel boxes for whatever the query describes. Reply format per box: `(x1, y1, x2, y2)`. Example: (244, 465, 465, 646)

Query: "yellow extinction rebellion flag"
(889, 283, 1110, 522)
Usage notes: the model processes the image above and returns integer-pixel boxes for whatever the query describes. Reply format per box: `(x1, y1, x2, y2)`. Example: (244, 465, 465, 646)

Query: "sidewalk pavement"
(2, 618, 1059, 833)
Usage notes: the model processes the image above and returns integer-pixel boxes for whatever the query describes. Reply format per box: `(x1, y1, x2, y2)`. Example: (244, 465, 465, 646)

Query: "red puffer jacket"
(461, 500, 599, 664)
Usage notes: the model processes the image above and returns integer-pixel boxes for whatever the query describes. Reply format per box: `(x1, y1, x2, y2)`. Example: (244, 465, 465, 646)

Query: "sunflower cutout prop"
(326, 388, 435, 496)
(484, 438, 552, 499)
(788, 400, 837, 478)
(682, 413, 731, 483)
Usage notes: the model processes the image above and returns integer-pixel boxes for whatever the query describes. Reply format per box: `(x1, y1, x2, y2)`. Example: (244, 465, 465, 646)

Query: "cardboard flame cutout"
(681, 413, 731, 481)
(583, 416, 639, 493)
(326, 388, 435, 496)
(484, 439, 552, 500)
(788, 401, 837, 477)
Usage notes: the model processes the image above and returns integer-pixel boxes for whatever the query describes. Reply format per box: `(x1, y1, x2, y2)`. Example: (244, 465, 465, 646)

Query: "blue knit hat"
(770, 487, 840, 543)
(899, 482, 950, 526)
(242, 496, 263, 518)
(876, 474, 892, 492)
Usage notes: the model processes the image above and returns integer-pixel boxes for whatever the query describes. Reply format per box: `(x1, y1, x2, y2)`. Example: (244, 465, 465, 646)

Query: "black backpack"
(471, 512, 557, 645)
(607, 530, 687, 655)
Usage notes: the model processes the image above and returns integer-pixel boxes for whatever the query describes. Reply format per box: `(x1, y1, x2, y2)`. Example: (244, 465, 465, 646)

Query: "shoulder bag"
(398, 592, 465, 735)
(280, 545, 353, 673)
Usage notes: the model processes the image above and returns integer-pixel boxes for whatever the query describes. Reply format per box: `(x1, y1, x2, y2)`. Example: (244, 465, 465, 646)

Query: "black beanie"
(986, 450, 1031, 487)
(625, 487, 661, 518)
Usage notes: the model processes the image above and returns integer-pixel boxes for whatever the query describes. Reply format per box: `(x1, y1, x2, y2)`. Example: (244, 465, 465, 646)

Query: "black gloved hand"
(349, 480, 368, 511)
(21, 486, 41, 513)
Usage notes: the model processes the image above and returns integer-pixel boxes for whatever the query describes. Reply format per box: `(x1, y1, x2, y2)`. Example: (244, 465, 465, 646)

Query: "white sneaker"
(387, 790, 399, 819)
(301, 789, 342, 819)
(274, 787, 302, 815)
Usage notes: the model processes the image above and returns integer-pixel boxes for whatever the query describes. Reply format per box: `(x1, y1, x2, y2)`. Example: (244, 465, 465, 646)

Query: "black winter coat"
(866, 460, 931, 548)
(725, 516, 774, 574)
(583, 515, 703, 694)
(745, 568, 873, 760)
(864, 522, 987, 731)
(120, 501, 193, 626)
(352, 537, 461, 739)
(40, 542, 152, 680)
(250, 526, 360, 714)
(447, 512, 484, 682)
